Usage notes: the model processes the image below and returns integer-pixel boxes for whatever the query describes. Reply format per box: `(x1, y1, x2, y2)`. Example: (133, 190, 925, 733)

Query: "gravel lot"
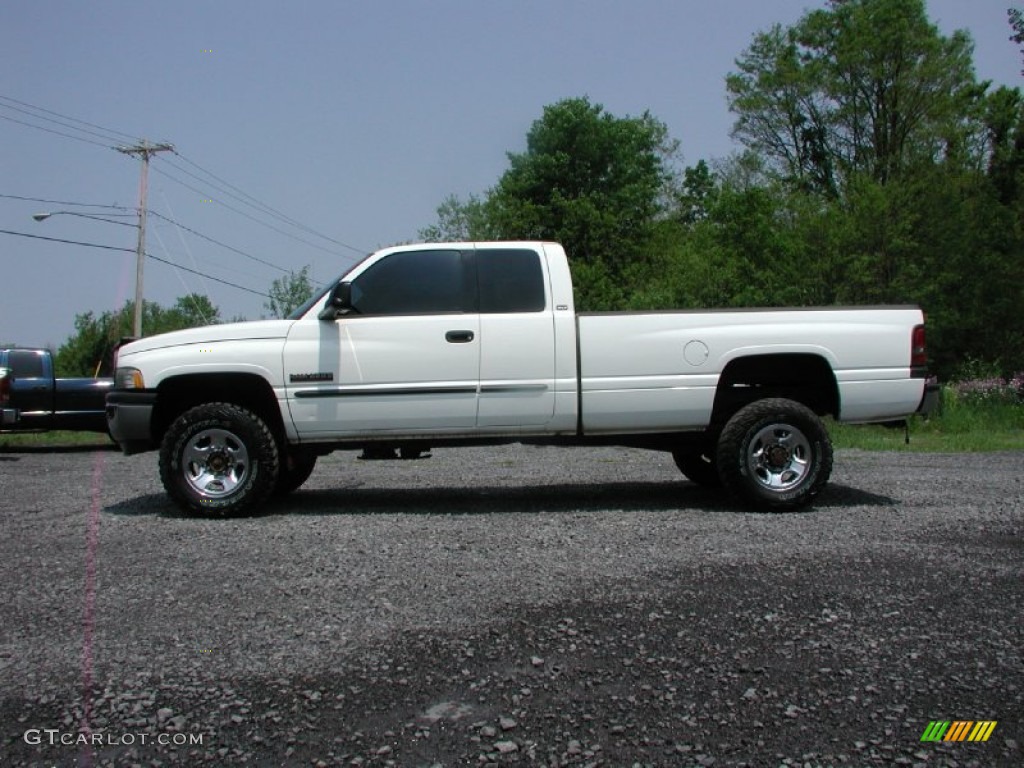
(0, 444, 1021, 767)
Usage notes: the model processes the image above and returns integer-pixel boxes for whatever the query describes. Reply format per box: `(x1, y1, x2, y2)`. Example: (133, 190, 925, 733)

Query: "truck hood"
(118, 320, 295, 356)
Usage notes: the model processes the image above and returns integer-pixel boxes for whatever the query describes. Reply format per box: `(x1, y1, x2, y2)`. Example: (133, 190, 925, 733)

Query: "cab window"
(350, 250, 468, 315)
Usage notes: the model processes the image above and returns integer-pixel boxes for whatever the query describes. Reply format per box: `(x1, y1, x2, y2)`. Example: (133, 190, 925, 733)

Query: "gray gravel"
(0, 444, 1021, 767)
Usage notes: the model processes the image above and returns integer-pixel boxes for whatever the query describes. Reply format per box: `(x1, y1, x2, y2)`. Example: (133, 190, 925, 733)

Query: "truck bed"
(576, 306, 927, 433)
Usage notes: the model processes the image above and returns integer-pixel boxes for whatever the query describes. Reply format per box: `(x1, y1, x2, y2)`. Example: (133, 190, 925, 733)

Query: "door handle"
(445, 330, 475, 343)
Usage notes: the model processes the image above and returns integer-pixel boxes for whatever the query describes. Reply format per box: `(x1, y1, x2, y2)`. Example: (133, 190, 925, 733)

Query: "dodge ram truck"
(107, 241, 937, 516)
(0, 348, 112, 433)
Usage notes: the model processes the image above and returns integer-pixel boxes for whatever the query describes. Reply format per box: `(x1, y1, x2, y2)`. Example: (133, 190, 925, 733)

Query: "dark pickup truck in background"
(0, 348, 112, 433)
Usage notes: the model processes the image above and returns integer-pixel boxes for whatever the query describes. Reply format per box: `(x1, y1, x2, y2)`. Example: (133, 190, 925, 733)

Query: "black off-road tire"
(159, 402, 279, 517)
(671, 447, 722, 487)
(274, 451, 317, 496)
(716, 398, 833, 511)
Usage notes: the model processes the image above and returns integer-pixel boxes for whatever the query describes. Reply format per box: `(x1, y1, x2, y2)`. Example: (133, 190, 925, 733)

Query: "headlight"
(115, 367, 145, 389)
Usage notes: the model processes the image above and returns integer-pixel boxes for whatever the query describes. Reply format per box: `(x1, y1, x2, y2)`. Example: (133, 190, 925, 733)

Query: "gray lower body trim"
(294, 386, 478, 399)
(294, 384, 549, 399)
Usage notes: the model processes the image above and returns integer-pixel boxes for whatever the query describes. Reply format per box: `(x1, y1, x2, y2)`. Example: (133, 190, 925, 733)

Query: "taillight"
(911, 324, 927, 368)
(0, 369, 10, 404)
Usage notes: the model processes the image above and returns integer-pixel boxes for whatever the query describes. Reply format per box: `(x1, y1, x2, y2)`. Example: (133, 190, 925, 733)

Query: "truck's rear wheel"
(671, 447, 721, 487)
(159, 402, 279, 517)
(716, 398, 832, 511)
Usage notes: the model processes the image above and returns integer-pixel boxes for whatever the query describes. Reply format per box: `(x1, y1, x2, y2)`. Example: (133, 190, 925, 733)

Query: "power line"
(161, 155, 300, 226)
(2, 192, 292, 275)
(146, 253, 269, 298)
(0, 228, 269, 298)
(0, 94, 142, 143)
(150, 225, 210, 310)
(0, 113, 113, 149)
(2, 94, 365, 259)
(0, 228, 135, 253)
(0, 100, 129, 145)
(2, 94, 363, 274)
(0, 193, 131, 211)
(151, 193, 217, 320)
(147, 210, 290, 273)
(167, 151, 365, 254)
(151, 165, 351, 258)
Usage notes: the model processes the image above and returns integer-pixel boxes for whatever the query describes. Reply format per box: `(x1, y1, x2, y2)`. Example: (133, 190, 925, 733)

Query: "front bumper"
(106, 390, 158, 454)
(917, 376, 940, 416)
(1, 407, 18, 426)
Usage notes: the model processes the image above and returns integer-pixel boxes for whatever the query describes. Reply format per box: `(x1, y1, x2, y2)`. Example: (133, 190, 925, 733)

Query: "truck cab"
(285, 244, 576, 437)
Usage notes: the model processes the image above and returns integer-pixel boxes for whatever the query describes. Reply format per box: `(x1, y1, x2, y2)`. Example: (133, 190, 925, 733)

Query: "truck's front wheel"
(716, 398, 832, 511)
(159, 403, 279, 516)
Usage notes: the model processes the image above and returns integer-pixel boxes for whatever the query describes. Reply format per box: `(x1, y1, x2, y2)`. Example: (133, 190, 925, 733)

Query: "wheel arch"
(710, 353, 839, 430)
(153, 373, 285, 446)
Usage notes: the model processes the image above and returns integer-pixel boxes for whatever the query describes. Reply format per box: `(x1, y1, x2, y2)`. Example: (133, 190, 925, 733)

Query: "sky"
(1, 0, 1021, 351)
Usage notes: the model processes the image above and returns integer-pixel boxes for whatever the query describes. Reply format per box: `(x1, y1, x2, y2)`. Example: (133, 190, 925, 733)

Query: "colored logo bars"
(921, 721, 997, 742)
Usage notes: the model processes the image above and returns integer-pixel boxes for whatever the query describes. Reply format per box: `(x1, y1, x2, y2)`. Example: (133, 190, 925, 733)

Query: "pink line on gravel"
(78, 450, 104, 767)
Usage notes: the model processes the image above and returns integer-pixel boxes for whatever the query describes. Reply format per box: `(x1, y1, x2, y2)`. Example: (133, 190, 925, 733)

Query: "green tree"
(676, 160, 718, 225)
(419, 194, 492, 242)
(719, 0, 1024, 377)
(55, 295, 221, 377)
(167, 294, 219, 328)
(727, 0, 982, 193)
(984, 85, 1024, 203)
(1010, 8, 1024, 74)
(422, 97, 675, 310)
(265, 266, 313, 318)
(487, 98, 670, 307)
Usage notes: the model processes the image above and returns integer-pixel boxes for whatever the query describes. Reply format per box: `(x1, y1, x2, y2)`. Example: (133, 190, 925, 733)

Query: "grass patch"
(0, 430, 112, 451)
(830, 388, 1024, 452)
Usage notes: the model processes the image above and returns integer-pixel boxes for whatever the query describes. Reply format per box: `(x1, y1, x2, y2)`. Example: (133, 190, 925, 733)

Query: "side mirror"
(318, 282, 354, 321)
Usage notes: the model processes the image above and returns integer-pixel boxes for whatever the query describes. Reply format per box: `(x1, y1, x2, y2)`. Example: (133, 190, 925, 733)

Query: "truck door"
(7, 349, 52, 428)
(284, 249, 480, 436)
(473, 247, 556, 427)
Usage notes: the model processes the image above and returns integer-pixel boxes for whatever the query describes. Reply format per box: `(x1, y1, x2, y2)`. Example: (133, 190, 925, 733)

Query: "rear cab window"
(475, 248, 547, 313)
(7, 350, 46, 379)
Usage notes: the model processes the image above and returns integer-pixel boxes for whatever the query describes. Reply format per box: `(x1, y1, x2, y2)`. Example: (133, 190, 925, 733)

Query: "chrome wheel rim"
(746, 423, 811, 492)
(182, 428, 250, 498)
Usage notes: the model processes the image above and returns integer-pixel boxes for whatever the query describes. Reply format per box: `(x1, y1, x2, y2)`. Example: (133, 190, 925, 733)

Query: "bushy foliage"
(418, 2, 1024, 379)
(265, 266, 314, 319)
(55, 295, 220, 377)
(421, 97, 673, 310)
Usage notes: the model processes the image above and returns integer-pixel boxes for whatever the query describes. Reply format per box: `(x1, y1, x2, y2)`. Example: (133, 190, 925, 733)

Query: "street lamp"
(32, 210, 145, 337)
(32, 210, 138, 226)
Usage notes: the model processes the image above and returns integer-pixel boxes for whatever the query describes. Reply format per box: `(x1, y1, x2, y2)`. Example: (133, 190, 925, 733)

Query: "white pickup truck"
(107, 241, 937, 516)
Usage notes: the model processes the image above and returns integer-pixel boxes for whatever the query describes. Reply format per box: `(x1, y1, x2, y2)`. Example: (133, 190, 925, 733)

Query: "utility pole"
(116, 139, 174, 337)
